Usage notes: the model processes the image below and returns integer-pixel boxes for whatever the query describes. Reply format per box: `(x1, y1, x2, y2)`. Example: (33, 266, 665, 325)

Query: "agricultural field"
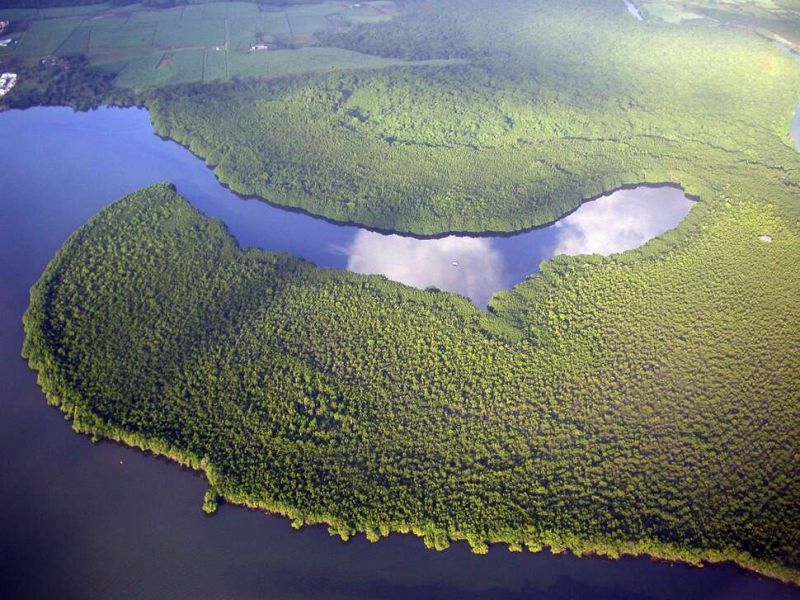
(203, 46, 226, 81)
(225, 46, 446, 82)
(54, 24, 90, 53)
(0, 0, 407, 93)
(13, 16, 81, 56)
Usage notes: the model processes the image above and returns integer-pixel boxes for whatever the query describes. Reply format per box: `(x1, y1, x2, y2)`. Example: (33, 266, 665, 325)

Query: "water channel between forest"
(9, 106, 695, 308)
(1, 106, 799, 600)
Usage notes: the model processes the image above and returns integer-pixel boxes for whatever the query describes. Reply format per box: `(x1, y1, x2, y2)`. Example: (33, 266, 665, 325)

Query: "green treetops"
(23, 179, 800, 584)
(148, 0, 800, 234)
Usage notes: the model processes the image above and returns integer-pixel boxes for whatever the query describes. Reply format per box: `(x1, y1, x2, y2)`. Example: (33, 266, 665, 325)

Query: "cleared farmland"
(2, 1, 432, 90)
(14, 18, 81, 56)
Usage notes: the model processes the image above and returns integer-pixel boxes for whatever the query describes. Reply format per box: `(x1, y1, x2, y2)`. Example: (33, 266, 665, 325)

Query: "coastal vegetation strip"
(23, 180, 800, 584)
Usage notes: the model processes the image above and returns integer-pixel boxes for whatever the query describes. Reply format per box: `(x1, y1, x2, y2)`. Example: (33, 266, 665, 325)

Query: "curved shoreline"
(165, 119, 701, 241)
(151, 117, 700, 240)
(145, 100, 706, 238)
(20, 184, 800, 589)
(20, 375, 800, 589)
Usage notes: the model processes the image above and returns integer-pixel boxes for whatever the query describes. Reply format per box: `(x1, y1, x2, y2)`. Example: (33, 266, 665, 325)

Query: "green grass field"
(106, 46, 454, 88)
(14, 18, 81, 56)
(227, 13, 291, 50)
(127, 6, 183, 23)
(77, 14, 127, 29)
(55, 25, 91, 54)
(203, 47, 227, 81)
(154, 21, 225, 49)
(91, 23, 156, 49)
(110, 48, 206, 87)
(182, 1, 259, 21)
(2, 0, 406, 90)
(226, 46, 422, 80)
(0, 8, 40, 20)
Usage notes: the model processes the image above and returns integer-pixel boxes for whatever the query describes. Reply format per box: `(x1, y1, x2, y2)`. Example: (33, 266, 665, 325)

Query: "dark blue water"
(1, 106, 797, 600)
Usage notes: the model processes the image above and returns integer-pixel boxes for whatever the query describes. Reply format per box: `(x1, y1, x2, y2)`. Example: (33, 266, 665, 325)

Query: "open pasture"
(14, 18, 80, 56)
(154, 20, 225, 50)
(182, 1, 259, 21)
(55, 25, 91, 54)
(3, 0, 401, 89)
(225, 45, 408, 80)
(227, 13, 290, 51)
(203, 47, 227, 80)
(126, 7, 183, 23)
(111, 48, 205, 87)
(91, 23, 156, 49)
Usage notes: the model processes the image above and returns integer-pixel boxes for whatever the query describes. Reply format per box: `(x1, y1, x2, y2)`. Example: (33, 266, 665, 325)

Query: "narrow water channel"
(775, 41, 800, 149)
(0, 106, 692, 307)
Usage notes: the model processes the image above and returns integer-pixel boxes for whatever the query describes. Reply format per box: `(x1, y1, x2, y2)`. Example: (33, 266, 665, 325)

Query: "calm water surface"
(1, 106, 798, 600)
(0, 106, 693, 308)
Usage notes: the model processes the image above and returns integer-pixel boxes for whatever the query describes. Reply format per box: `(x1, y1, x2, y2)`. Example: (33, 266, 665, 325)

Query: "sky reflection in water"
(622, 0, 644, 20)
(345, 186, 693, 307)
(346, 233, 506, 307)
(0, 106, 694, 309)
(774, 41, 800, 151)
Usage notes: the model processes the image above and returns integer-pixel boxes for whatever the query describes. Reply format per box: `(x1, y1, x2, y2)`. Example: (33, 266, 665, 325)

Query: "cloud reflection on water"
(345, 233, 506, 308)
(791, 104, 800, 151)
(343, 186, 693, 308)
(552, 186, 694, 257)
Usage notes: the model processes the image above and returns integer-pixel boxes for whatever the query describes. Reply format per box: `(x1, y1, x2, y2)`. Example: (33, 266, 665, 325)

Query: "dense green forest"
(16, 0, 800, 587)
(148, 0, 800, 233)
(2, 55, 133, 109)
(23, 176, 800, 583)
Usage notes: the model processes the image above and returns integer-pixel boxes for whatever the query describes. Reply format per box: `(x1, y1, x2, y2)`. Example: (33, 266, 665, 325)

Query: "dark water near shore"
(1, 106, 798, 600)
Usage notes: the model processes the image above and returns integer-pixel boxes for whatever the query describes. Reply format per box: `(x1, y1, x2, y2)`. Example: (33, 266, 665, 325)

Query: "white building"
(0, 72, 18, 97)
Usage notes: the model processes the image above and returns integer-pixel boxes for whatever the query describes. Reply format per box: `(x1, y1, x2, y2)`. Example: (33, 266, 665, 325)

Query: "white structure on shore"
(0, 72, 18, 97)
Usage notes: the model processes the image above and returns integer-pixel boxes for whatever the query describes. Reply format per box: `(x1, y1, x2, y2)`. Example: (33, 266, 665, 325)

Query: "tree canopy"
(23, 175, 800, 583)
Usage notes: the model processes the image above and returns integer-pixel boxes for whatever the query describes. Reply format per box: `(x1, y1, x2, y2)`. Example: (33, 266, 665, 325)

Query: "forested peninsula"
(23, 176, 800, 584)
